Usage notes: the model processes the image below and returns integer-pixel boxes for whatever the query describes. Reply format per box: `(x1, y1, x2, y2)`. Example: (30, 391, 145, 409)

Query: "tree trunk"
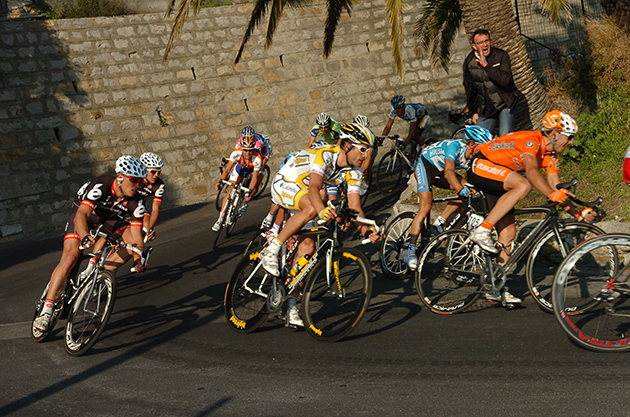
(459, 0, 552, 129)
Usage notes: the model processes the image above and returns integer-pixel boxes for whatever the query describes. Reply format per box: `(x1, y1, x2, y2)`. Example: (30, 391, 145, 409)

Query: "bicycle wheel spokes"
(303, 248, 372, 342)
(224, 252, 272, 333)
(527, 223, 606, 313)
(380, 212, 415, 279)
(65, 270, 116, 356)
(376, 151, 403, 194)
(416, 230, 484, 314)
(553, 234, 630, 352)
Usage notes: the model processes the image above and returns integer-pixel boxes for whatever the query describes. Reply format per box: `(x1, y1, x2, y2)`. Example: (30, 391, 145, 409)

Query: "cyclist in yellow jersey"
(261, 123, 382, 326)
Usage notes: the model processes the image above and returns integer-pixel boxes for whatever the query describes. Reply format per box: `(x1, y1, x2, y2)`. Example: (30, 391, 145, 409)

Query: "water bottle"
(290, 254, 312, 279)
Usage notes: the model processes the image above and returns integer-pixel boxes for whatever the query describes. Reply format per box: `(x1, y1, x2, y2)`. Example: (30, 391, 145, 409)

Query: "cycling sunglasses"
(124, 175, 143, 184)
(564, 134, 574, 141)
(148, 169, 161, 175)
(352, 144, 370, 154)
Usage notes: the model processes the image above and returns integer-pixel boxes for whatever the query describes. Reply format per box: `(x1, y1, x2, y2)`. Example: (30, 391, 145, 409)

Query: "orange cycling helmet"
(240, 136, 257, 150)
(542, 110, 578, 136)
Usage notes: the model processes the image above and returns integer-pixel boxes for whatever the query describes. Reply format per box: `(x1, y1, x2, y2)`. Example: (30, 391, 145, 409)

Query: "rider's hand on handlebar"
(80, 234, 96, 249)
(215, 182, 221, 191)
(318, 206, 337, 222)
(576, 208, 596, 223)
(363, 227, 381, 243)
(132, 259, 146, 273)
(549, 188, 574, 204)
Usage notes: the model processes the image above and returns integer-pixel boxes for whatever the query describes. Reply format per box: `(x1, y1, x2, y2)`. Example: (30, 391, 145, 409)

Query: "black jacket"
(463, 47, 518, 118)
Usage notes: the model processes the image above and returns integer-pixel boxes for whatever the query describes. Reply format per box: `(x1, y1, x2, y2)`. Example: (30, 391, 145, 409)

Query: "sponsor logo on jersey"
(490, 141, 515, 151)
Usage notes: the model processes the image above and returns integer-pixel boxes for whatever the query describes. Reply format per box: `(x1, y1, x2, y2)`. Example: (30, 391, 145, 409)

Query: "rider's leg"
(404, 191, 432, 269)
(494, 214, 517, 266)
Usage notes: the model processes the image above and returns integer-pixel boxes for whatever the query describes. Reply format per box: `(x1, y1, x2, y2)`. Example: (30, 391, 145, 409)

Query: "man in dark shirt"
(463, 29, 518, 137)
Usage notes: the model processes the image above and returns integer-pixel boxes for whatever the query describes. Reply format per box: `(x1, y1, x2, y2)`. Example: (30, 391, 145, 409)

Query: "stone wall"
(0, 0, 472, 241)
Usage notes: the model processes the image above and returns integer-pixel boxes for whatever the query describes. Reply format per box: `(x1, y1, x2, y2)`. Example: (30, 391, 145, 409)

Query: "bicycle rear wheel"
(302, 247, 372, 342)
(552, 234, 630, 352)
(450, 126, 467, 140)
(215, 182, 228, 211)
(376, 151, 403, 194)
(526, 222, 607, 313)
(224, 250, 272, 333)
(253, 165, 270, 199)
(416, 229, 484, 314)
(380, 211, 415, 279)
(65, 269, 116, 356)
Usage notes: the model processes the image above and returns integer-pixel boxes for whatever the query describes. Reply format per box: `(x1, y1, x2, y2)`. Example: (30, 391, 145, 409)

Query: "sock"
(268, 237, 283, 255)
(270, 222, 280, 234)
(479, 219, 494, 231)
(407, 244, 416, 255)
(433, 216, 445, 226)
(42, 298, 55, 316)
(264, 213, 274, 223)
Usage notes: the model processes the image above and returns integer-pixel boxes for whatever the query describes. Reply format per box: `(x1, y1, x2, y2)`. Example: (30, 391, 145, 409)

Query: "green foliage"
(201, 0, 232, 6)
(58, 0, 127, 18)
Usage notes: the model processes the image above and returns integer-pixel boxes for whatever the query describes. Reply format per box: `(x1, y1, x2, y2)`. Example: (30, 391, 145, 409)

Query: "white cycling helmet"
(542, 110, 578, 136)
(353, 114, 370, 128)
(140, 152, 164, 169)
(116, 155, 147, 178)
(316, 112, 331, 127)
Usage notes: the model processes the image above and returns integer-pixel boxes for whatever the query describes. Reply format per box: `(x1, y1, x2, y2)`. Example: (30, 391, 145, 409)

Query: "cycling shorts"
(414, 156, 453, 194)
(64, 205, 129, 241)
(270, 173, 309, 214)
(417, 115, 432, 131)
(467, 156, 514, 197)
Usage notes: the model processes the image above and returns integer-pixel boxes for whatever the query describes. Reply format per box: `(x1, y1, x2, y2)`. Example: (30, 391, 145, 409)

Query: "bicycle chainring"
(266, 280, 286, 313)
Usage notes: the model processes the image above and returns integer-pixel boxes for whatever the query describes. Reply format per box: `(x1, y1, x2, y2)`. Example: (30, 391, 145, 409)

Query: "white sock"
(42, 298, 55, 316)
(433, 216, 445, 226)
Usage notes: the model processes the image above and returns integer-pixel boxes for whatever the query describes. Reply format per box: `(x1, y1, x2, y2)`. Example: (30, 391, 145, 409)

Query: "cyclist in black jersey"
(138, 152, 166, 241)
(34, 156, 148, 333)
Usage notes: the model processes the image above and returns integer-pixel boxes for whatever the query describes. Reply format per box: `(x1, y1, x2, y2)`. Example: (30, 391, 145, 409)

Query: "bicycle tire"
(380, 211, 415, 279)
(64, 269, 116, 356)
(376, 150, 403, 194)
(450, 126, 467, 140)
(31, 255, 89, 343)
(552, 234, 629, 352)
(215, 182, 228, 211)
(302, 247, 372, 342)
(243, 231, 267, 257)
(224, 250, 272, 333)
(416, 229, 485, 314)
(226, 193, 241, 237)
(253, 165, 270, 200)
(526, 222, 606, 313)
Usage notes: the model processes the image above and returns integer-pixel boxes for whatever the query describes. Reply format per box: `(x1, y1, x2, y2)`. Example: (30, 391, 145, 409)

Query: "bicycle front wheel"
(215, 182, 228, 211)
(552, 234, 630, 352)
(376, 151, 403, 194)
(65, 269, 116, 356)
(526, 222, 606, 313)
(302, 248, 372, 342)
(380, 211, 415, 279)
(225, 194, 241, 237)
(224, 250, 272, 333)
(450, 126, 467, 140)
(416, 229, 485, 314)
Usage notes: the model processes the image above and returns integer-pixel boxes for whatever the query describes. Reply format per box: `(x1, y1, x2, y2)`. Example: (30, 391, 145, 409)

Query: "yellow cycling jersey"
(278, 145, 363, 193)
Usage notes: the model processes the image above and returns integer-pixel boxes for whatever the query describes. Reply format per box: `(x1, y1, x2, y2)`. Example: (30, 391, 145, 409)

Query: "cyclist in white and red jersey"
(138, 152, 166, 241)
(236, 126, 273, 169)
(213, 136, 262, 232)
(260, 123, 382, 326)
(34, 156, 148, 333)
(381, 95, 432, 150)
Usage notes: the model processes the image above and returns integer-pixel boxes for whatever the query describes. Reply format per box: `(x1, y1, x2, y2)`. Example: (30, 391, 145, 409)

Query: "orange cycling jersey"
(476, 130, 559, 174)
(228, 148, 263, 171)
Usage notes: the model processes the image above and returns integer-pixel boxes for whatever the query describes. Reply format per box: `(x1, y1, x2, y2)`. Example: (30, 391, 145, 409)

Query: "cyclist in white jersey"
(381, 95, 432, 151)
(403, 126, 493, 269)
(260, 123, 382, 326)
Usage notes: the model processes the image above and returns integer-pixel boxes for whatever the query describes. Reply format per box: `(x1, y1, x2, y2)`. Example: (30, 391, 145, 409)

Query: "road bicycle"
(213, 179, 251, 249)
(552, 233, 628, 352)
(380, 190, 484, 279)
(224, 203, 383, 342)
(31, 225, 150, 356)
(448, 111, 473, 140)
(215, 158, 270, 210)
(415, 178, 606, 314)
(375, 135, 416, 194)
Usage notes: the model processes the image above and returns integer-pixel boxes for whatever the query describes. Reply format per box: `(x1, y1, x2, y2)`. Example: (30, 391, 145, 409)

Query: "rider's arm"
(307, 135, 317, 148)
(246, 171, 259, 201)
(443, 159, 464, 193)
(347, 193, 379, 243)
(74, 203, 94, 244)
(216, 161, 235, 189)
(382, 118, 394, 136)
(523, 153, 557, 198)
(306, 172, 328, 216)
(147, 199, 162, 230)
(128, 225, 145, 262)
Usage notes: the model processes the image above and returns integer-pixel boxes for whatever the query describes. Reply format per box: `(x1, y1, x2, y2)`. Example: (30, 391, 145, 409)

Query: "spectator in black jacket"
(463, 29, 518, 137)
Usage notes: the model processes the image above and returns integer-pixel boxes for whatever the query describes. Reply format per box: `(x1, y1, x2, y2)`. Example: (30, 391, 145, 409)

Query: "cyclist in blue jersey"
(307, 112, 342, 148)
(403, 126, 493, 270)
(381, 95, 432, 152)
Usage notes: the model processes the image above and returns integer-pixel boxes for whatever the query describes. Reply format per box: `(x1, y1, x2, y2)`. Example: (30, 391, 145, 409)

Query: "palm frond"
(323, 0, 352, 57)
(414, 0, 461, 72)
(541, 0, 573, 24)
(234, 0, 273, 63)
(265, 0, 285, 48)
(387, 0, 405, 78)
(164, 0, 203, 62)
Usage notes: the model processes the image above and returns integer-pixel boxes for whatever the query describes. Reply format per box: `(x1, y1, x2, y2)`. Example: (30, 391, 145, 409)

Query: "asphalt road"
(2, 187, 630, 417)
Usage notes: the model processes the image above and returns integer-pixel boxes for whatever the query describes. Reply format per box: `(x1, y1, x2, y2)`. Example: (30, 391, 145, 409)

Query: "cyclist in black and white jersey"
(34, 156, 148, 333)
(137, 152, 166, 241)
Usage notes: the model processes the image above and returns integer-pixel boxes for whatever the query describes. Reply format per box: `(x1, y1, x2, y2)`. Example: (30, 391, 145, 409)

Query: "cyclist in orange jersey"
(467, 110, 596, 267)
